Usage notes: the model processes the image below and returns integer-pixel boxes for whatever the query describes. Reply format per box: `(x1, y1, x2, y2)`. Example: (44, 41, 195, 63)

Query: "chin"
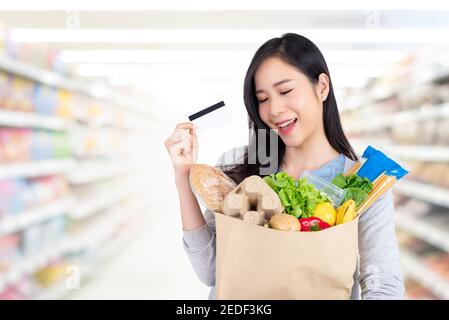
(281, 134, 305, 148)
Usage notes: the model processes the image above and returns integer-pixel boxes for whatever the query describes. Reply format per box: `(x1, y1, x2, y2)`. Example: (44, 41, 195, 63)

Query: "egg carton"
(222, 175, 283, 226)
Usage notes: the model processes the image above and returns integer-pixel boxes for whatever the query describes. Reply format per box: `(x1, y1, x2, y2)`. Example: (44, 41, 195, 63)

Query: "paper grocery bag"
(215, 212, 359, 300)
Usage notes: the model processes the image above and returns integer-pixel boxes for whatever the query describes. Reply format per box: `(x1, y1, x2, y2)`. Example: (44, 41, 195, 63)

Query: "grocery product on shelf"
(0, 179, 29, 216)
(33, 84, 58, 116)
(34, 258, 67, 288)
(0, 234, 20, 273)
(21, 216, 66, 256)
(407, 161, 449, 189)
(0, 128, 72, 164)
(0, 129, 31, 163)
(399, 231, 449, 285)
(0, 175, 70, 219)
(405, 278, 440, 300)
(55, 89, 73, 119)
(0, 70, 74, 119)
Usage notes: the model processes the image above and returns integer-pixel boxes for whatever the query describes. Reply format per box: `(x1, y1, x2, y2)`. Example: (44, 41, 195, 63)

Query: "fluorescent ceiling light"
(76, 63, 384, 77)
(75, 64, 244, 78)
(10, 29, 449, 44)
(1, 0, 448, 10)
(60, 50, 254, 64)
(59, 49, 407, 65)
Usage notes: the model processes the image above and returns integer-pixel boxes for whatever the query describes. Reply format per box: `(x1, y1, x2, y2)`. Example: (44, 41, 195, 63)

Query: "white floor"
(69, 183, 211, 300)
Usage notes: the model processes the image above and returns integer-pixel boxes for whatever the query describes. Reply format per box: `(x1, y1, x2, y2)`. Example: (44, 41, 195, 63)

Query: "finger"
(191, 129, 198, 149)
(168, 128, 191, 145)
(175, 122, 196, 130)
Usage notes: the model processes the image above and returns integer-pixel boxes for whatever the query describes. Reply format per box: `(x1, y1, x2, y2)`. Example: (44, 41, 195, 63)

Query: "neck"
(281, 127, 339, 178)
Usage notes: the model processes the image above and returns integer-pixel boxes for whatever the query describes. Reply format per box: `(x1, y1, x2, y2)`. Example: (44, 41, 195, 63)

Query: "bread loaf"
(189, 164, 237, 212)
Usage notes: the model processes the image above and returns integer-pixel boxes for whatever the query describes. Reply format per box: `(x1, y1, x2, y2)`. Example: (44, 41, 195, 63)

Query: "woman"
(164, 33, 404, 299)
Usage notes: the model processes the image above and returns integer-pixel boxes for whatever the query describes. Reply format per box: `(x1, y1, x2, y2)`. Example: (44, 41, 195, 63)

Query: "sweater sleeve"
(181, 147, 242, 287)
(182, 209, 217, 287)
(358, 189, 405, 299)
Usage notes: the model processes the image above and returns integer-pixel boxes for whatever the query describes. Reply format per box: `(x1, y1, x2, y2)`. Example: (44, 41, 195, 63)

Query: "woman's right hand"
(164, 122, 198, 178)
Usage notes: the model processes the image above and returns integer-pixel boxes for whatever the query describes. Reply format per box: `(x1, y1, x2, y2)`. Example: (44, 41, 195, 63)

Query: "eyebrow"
(255, 79, 293, 94)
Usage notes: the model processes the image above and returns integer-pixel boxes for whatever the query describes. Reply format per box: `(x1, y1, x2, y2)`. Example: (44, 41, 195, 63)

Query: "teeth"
(278, 119, 296, 128)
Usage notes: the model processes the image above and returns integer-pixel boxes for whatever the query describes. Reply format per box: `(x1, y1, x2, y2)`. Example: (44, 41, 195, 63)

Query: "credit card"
(188, 101, 231, 134)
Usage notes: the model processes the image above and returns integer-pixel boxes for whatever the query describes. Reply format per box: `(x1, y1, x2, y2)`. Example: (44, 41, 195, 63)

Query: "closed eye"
(258, 89, 293, 104)
(281, 89, 293, 95)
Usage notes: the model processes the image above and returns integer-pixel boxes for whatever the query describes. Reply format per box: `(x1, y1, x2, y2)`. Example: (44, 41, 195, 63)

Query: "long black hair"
(223, 33, 358, 184)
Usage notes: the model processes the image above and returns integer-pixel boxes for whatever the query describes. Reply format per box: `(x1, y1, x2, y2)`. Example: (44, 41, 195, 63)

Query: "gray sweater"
(182, 149, 405, 300)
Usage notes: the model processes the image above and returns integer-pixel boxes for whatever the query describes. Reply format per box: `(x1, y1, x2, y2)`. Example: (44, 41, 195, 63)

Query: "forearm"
(182, 209, 217, 287)
(358, 191, 404, 300)
(175, 173, 206, 231)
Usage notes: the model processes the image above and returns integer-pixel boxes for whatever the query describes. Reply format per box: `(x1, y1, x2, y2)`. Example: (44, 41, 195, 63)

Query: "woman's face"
(254, 56, 327, 147)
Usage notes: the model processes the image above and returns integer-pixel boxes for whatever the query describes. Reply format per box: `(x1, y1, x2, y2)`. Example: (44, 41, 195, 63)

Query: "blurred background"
(0, 0, 449, 300)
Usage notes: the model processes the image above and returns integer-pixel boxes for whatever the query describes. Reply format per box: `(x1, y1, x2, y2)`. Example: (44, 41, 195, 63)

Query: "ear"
(316, 73, 330, 102)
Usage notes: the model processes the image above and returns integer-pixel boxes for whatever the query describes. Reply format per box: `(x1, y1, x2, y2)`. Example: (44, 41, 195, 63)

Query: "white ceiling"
(1, 1, 448, 120)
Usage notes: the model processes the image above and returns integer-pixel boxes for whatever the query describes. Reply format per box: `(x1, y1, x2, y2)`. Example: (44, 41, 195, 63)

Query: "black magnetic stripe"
(188, 101, 225, 121)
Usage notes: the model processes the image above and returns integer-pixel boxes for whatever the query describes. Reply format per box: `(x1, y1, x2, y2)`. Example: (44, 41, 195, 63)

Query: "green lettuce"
(263, 172, 331, 219)
(331, 173, 373, 207)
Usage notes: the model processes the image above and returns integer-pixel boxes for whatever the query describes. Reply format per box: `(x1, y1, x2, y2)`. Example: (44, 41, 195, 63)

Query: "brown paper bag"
(215, 212, 359, 300)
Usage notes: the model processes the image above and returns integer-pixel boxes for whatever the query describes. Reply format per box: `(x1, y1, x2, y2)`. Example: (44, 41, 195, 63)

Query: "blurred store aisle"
(69, 192, 210, 300)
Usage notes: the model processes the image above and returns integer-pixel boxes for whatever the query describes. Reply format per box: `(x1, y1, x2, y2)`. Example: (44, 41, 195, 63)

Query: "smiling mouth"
(275, 118, 297, 128)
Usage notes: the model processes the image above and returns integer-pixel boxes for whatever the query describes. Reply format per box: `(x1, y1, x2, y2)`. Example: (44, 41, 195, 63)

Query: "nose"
(268, 97, 287, 117)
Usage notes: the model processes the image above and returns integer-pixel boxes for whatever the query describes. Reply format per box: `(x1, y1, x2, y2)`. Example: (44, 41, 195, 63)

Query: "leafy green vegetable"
(263, 172, 331, 219)
(331, 173, 373, 207)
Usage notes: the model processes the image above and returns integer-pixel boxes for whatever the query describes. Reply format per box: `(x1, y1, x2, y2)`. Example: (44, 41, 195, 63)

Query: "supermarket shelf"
(342, 68, 449, 111)
(0, 238, 76, 292)
(395, 180, 449, 209)
(0, 195, 154, 293)
(351, 141, 449, 162)
(0, 55, 150, 116)
(345, 103, 449, 133)
(69, 183, 147, 220)
(0, 55, 81, 92)
(383, 145, 449, 162)
(0, 158, 75, 180)
(35, 280, 70, 300)
(0, 110, 72, 130)
(369, 82, 406, 103)
(0, 109, 152, 133)
(0, 109, 144, 133)
(67, 162, 136, 185)
(400, 249, 449, 300)
(395, 209, 449, 253)
(97, 204, 151, 263)
(0, 197, 74, 236)
(79, 195, 151, 251)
